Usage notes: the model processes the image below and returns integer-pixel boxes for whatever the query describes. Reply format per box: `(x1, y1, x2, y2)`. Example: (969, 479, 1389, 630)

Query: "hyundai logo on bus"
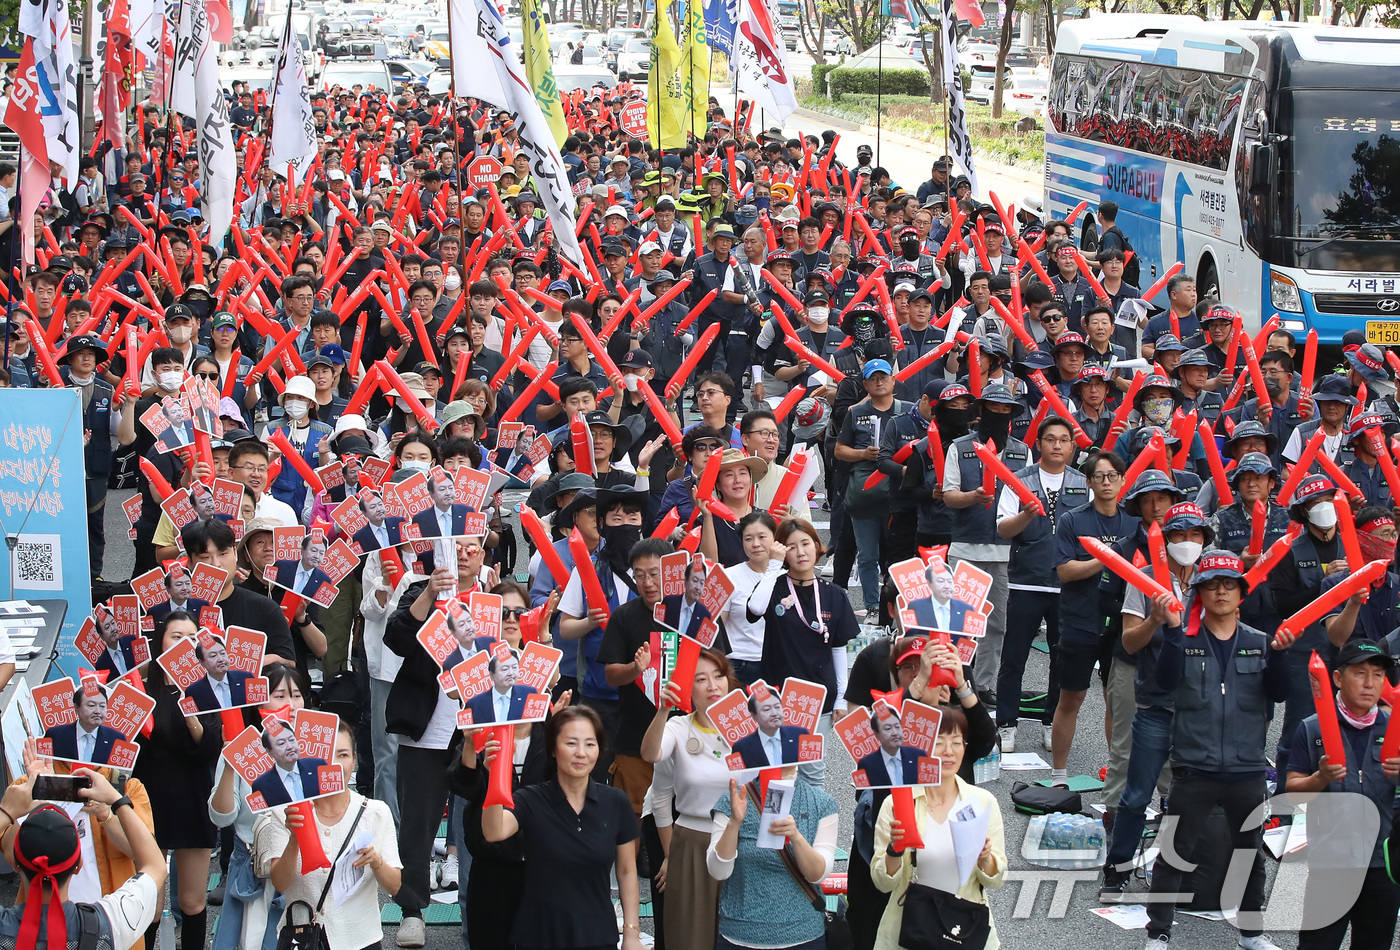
(1104, 164, 1161, 203)
(1378, 299, 1400, 313)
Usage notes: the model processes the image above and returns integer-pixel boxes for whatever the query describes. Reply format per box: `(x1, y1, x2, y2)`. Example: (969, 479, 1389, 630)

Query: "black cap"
(1335, 639, 1396, 670)
(15, 805, 80, 875)
(59, 334, 108, 363)
(620, 350, 654, 368)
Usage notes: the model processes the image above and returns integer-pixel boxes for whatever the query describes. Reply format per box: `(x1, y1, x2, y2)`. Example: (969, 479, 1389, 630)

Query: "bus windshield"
(1284, 89, 1400, 239)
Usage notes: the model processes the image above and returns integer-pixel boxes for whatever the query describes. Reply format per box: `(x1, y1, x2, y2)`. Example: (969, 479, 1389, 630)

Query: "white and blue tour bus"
(1046, 14, 1400, 343)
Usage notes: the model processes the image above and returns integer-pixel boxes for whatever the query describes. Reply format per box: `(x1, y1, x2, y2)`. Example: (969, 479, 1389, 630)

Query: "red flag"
(205, 0, 233, 42)
(952, 0, 985, 26)
(3, 40, 51, 270)
(101, 0, 134, 148)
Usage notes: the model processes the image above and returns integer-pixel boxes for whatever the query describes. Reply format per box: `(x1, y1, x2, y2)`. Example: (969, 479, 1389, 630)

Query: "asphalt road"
(94, 479, 1311, 950)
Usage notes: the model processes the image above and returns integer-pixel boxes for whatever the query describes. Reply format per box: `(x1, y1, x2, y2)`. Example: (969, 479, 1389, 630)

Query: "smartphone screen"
(32, 775, 92, 802)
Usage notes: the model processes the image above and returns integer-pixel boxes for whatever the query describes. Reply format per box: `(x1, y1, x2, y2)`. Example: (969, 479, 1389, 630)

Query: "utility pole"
(80, 0, 96, 149)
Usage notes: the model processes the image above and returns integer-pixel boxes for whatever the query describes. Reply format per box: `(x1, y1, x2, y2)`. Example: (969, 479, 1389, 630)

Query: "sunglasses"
(501, 606, 528, 620)
(194, 372, 219, 381)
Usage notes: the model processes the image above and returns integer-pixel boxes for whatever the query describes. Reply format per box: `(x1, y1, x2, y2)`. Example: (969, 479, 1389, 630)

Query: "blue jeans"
(211, 837, 282, 950)
(452, 794, 472, 949)
(1106, 704, 1174, 869)
(729, 658, 763, 686)
(850, 513, 884, 612)
(369, 678, 399, 825)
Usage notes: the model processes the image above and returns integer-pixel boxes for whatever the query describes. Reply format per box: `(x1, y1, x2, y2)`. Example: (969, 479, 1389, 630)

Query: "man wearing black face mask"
(896, 226, 938, 289)
(879, 379, 951, 563)
(941, 384, 1030, 703)
(1241, 350, 1308, 466)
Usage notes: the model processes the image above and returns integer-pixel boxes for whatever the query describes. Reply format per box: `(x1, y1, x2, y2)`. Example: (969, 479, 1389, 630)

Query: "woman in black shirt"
(700, 450, 767, 567)
(481, 705, 644, 950)
(746, 518, 859, 708)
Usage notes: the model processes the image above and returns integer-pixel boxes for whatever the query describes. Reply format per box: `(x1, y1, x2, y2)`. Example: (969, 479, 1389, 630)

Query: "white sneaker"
(396, 917, 426, 948)
(1144, 937, 1169, 950)
(998, 725, 1016, 753)
(440, 853, 458, 889)
(1043, 725, 1054, 751)
(1237, 937, 1282, 950)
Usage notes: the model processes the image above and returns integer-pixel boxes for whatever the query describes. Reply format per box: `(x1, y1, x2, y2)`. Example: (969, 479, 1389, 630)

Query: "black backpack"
(1106, 225, 1140, 286)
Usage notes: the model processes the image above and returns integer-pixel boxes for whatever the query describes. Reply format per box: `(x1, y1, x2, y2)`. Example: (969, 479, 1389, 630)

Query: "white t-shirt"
(257, 795, 401, 950)
(723, 559, 785, 662)
(97, 872, 162, 950)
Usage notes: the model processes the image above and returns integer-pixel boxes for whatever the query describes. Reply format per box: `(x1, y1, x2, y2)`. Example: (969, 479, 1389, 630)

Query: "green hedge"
(811, 62, 840, 94)
(827, 67, 931, 99)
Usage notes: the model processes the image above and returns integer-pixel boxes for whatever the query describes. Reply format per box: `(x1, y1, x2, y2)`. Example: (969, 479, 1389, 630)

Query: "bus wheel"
(1198, 258, 1220, 302)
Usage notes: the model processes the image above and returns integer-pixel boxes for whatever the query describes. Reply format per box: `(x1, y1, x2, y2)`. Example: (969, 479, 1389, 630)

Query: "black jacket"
(384, 579, 446, 742)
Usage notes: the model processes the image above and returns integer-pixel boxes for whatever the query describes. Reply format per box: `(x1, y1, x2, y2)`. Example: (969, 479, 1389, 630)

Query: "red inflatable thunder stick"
(483, 725, 516, 808)
(1309, 650, 1346, 771)
(1080, 536, 1183, 611)
(288, 801, 332, 873)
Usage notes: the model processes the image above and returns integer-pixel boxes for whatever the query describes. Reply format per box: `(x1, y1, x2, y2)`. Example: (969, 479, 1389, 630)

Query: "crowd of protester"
(3, 74, 1400, 950)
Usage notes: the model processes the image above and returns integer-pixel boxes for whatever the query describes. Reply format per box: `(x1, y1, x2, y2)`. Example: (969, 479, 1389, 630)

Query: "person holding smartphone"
(0, 762, 166, 950)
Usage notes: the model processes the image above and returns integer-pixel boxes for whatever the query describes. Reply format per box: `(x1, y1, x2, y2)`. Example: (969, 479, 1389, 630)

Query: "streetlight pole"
(80, 0, 96, 149)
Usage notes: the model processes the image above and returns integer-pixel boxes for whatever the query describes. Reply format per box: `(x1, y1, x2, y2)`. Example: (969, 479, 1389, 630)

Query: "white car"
(966, 65, 1047, 114)
(552, 64, 620, 92)
(616, 36, 649, 80)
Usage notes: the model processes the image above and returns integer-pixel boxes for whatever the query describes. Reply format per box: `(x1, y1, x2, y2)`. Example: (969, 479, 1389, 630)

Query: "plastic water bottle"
(987, 743, 1001, 781)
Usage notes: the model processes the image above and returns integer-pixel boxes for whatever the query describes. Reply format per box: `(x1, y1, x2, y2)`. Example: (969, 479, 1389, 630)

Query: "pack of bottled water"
(972, 745, 1001, 783)
(1022, 813, 1107, 869)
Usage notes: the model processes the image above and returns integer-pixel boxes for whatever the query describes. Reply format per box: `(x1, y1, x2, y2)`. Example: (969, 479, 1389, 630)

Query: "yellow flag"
(521, 0, 569, 146)
(682, 0, 710, 137)
(647, 0, 687, 148)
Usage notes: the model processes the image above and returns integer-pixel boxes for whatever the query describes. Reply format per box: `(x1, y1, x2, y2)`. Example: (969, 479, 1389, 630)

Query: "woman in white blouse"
(257, 720, 403, 950)
(871, 705, 1007, 950)
(641, 647, 739, 950)
(209, 664, 311, 950)
(722, 511, 788, 686)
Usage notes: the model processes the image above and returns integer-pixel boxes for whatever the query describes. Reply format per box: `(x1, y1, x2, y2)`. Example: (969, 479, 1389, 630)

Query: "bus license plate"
(1367, 321, 1400, 345)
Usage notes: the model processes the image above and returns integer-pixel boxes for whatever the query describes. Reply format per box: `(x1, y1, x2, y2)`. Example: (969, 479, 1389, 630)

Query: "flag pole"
(447, 0, 466, 290)
(876, 23, 883, 167)
(4, 139, 17, 367)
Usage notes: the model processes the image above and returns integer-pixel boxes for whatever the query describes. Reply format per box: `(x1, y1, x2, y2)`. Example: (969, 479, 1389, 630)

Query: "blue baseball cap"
(862, 359, 894, 379)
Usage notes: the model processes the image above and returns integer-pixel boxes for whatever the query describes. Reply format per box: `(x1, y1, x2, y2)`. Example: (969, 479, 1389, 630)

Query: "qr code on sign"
(16, 544, 54, 583)
(12, 534, 62, 591)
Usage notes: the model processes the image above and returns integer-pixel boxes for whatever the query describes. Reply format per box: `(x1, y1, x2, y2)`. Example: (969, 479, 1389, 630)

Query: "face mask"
(901, 237, 920, 258)
(444, 274, 462, 291)
(1141, 397, 1174, 425)
(157, 371, 183, 392)
(284, 400, 310, 421)
(185, 300, 211, 320)
(976, 410, 1012, 447)
(601, 522, 642, 557)
(167, 325, 193, 345)
(1359, 531, 1398, 564)
(852, 318, 876, 347)
(1264, 376, 1285, 399)
(623, 373, 639, 392)
(1167, 540, 1202, 565)
(68, 372, 93, 386)
(400, 459, 429, 473)
(1308, 503, 1338, 530)
(807, 307, 829, 326)
(936, 405, 971, 439)
(754, 196, 770, 212)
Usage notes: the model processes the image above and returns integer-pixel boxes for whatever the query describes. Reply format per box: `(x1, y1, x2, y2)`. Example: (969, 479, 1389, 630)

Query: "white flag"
(940, 0, 979, 195)
(129, 0, 161, 66)
(269, 14, 318, 178)
(448, 0, 583, 269)
(448, 0, 508, 111)
(176, 0, 237, 246)
(19, 0, 80, 187)
(731, 0, 797, 124)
